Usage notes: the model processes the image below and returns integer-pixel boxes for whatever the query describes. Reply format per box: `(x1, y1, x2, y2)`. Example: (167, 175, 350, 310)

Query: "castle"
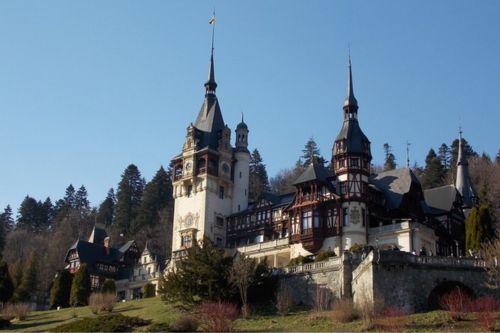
(169, 46, 477, 266)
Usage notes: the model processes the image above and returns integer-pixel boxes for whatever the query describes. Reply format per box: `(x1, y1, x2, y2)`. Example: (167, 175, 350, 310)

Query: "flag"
(209, 16, 216, 25)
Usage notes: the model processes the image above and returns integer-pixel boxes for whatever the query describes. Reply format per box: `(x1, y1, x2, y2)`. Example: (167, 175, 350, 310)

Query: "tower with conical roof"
(331, 57, 372, 249)
(455, 129, 476, 210)
(170, 24, 248, 257)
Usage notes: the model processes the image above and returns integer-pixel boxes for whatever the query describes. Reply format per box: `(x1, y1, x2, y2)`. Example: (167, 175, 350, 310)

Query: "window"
(350, 158, 359, 168)
(216, 217, 224, 227)
(313, 210, 320, 228)
(239, 171, 242, 178)
(186, 185, 192, 197)
(181, 234, 192, 248)
(238, 204, 240, 212)
(343, 208, 349, 226)
(362, 208, 366, 227)
(90, 275, 100, 290)
(219, 186, 224, 199)
(302, 211, 312, 231)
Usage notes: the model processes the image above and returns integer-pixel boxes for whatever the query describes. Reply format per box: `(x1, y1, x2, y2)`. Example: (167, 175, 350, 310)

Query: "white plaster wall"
(341, 202, 367, 250)
(232, 152, 249, 213)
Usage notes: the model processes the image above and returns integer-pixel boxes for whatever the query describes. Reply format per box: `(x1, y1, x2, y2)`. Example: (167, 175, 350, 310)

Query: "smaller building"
(64, 225, 166, 300)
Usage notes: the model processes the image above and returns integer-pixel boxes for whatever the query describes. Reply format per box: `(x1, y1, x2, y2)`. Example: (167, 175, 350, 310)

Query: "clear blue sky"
(1, 1, 499, 212)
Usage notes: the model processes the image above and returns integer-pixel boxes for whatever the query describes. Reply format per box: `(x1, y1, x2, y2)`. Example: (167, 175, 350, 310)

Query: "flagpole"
(211, 10, 216, 53)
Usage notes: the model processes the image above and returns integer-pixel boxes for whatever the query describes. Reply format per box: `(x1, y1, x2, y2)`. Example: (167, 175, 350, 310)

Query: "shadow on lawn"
(10, 319, 67, 331)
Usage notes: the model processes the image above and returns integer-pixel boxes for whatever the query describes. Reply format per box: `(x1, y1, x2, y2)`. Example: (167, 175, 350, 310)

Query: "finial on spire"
(241, 112, 244, 123)
(406, 141, 411, 168)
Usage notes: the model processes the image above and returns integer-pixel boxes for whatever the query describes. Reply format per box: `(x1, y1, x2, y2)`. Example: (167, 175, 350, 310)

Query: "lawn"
(5, 297, 500, 332)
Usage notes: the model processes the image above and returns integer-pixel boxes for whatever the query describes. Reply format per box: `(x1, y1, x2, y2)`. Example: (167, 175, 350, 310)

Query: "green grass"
(5, 297, 500, 332)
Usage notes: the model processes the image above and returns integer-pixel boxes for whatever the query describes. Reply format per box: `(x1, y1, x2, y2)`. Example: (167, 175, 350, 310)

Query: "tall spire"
(205, 12, 217, 95)
(455, 128, 476, 208)
(343, 55, 359, 117)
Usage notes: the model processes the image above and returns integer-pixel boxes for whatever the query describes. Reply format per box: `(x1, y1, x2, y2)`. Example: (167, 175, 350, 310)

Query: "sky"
(0, 1, 499, 213)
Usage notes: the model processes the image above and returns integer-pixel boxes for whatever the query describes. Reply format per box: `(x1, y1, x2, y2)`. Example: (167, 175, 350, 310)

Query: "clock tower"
(170, 46, 249, 257)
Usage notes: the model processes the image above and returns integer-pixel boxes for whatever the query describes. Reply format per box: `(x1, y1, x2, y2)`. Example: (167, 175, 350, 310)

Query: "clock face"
(185, 162, 192, 171)
(222, 163, 230, 173)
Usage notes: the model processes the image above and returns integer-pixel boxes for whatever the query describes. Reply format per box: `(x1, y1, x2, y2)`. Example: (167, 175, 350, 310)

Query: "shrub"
(171, 314, 200, 332)
(198, 301, 239, 332)
(51, 314, 150, 332)
(471, 296, 498, 332)
(439, 287, 473, 321)
(349, 244, 364, 253)
(331, 298, 358, 323)
(275, 281, 294, 315)
(69, 264, 91, 307)
(49, 270, 72, 309)
(101, 279, 116, 294)
(315, 250, 336, 262)
(143, 283, 156, 298)
(287, 255, 313, 266)
(0, 318, 11, 329)
(88, 292, 116, 314)
(2, 302, 31, 321)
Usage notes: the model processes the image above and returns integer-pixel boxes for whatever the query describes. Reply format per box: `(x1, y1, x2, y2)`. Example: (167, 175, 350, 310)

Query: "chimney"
(104, 236, 110, 255)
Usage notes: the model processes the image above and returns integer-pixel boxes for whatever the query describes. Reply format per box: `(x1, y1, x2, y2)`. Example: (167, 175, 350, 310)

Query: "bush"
(143, 283, 156, 298)
(2, 302, 31, 321)
(331, 298, 358, 323)
(101, 279, 116, 294)
(0, 318, 11, 329)
(275, 281, 294, 315)
(198, 301, 239, 332)
(171, 314, 200, 332)
(439, 287, 473, 321)
(471, 296, 499, 332)
(51, 314, 150, 332)
(315, 250, 336, 262)
(287, 255, 313, 266)
(88, 292, 116, 314)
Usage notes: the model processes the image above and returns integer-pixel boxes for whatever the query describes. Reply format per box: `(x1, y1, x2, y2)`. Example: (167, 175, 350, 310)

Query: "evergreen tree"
(14, 252, 37, 302)
(134, 166, 172, 233)
(465, 207, 478, 251)
(64, 184, 76, 209)
(0, 257, 14, 304)
(70, 263, 91, 306)
(75, 186, 90, 214)
(301, 137, 325, 167)
(49, 270, 73, 309)
(159, 237, 233, 303)
(450, 138, 477, 168)
(422, 149, 444, 189)
(466, 189, 495, 252)
(496, 149, 500, 164)
(438, 143, 451, 171)
(16, 196, 39, 232)
(96, 189, 116, 227)
(114, 164, 145, 236)
(41, 198, 54, 229)
(383, 143, 396, 171)
(249, 149, 270, 202)
(0, 206, 14, 254)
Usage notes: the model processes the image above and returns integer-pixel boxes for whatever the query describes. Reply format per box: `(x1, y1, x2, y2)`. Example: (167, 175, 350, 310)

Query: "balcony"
(237, 238, 289, 254)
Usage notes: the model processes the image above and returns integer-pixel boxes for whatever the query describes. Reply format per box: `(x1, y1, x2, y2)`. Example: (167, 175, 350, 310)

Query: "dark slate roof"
(293, 163, 332, 185)
(423, 185, 459, 215)
(369, 168, 421, 210)
(194, 94, 225, 149)
(87, 225, 107, 245)
(229, 192, 295, 217)
(334, 119, 370, 155)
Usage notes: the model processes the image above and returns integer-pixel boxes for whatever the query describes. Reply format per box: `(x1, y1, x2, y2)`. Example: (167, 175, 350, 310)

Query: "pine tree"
(301, 137, 326, 167)
(64, 184, 76, 209)
(96, 189, 116, 227)
(450, 138, 477, 168)
(114, 164, 145, 236)
(49, 270, 72, 309)
(75, 186, 90, 214)
(422, 149, 444, 189)
(465, 207, 478, 251)
(16, 196, 39, 232)
(438, 143, 451, 171)
(383, 143, 396, 171)
(249, 149, 270, 201)
(134, 166, 172, 233)
(0, 257, 14, 303)
(40, 198, 54, 229)
(70, 263, 91, 306)
(159, 237, 233, 303)
(14, 252, 37, 302)
(0, 206, 14, 254)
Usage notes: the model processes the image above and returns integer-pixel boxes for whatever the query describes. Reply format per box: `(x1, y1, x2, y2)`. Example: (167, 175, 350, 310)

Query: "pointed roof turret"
(192, 19, 225, 149)
(455, 128, 476, 208)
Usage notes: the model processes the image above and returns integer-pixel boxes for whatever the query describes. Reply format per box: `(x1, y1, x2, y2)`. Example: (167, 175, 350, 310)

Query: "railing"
(413, 255, 486, 268)
(237, 238, 289, 253)
(368, 221, 410, 235)
(283, 257, 342, 274)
